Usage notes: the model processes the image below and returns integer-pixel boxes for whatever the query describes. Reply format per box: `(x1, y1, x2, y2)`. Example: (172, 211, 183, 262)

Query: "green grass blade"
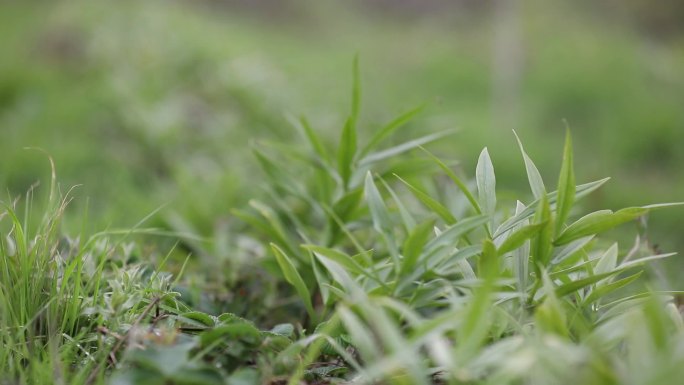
(554, 207, 648, 246)
(531, 194, 553, 268)
(298, 115, 330, 164)
(400, 219, 435, 276)
(270, 244, 316, 322)
(338, 118, 357, 189)
(364, 172, 392, 234)
(554, 271, 618, 298)
(423, 215, 488, 255)
(379, 177, 416, 232)
(554, 129, 575, 236)
(359, 104, 426, 158)
(419, 146, 481, 214)
(494, 177, 610, 238)
(395, 174, 457, 225)
(359, 130, 455, 167)
(513, 130, 546, 199)
(583, 272, 643, 305)
(594, 243, 618, 276)
(497, 221, 547, 256)
(476, 147, 496, 221)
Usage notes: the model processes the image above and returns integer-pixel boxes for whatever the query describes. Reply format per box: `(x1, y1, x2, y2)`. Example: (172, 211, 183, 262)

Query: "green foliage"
(239, 78, 684, 384)
(1, 21, 684, 382)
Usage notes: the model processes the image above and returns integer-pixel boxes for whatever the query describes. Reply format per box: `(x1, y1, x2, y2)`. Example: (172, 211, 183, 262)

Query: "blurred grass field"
(1, 0, 683, 254)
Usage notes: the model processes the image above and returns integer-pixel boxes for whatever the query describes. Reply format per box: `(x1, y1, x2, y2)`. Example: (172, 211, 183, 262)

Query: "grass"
(3, 60, 684, 384)
(2, 1, 684, 383)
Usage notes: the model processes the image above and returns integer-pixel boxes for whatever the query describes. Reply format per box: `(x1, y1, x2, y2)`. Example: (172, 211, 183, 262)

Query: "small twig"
(85, 296, 162, 384)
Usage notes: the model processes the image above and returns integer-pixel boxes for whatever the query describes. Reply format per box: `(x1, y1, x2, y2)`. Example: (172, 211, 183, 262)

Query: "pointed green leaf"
(395, 175, 457, 225)
(420, 147, 481, 214)
(332, 188, 364, 222)
(514, 130, 546, 199)
(555, 271, 618, 298)
(536, 270, 569, 338)
(359, 104, 426, 158)
(270, 244, 316, 321)
(400, 219, 436, 275)
(338, 118, 357, 189)
(555, 129, 575, 236)
(424, 215, 489, 255)
(583, 272, 643, 305)
(364, 172, 392, 234)
(554, 207, 648, 246)
(497, 221, 547, 256)
(476, 147, 496, 218)
(594, 243, 618, 276)
(303, 245, 367, 276)
(379, 177, 416, 231)
(299, 116, 329, 163)
(531, 194, 553, 267)
(178, 311, 215, 328)
(494, 177, 610, 238)
(359, 130, 455, 166)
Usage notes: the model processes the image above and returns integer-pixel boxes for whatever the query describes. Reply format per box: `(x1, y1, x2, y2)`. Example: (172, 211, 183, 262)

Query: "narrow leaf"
(554, 207, 648, 246)
(359, 104, 426, 158)
(359, 130, 455, 167)
(497, 221, 547, 256)
(513, 130, 546, 199)
(338, 118, 357, 189)
(594, 243, 618, 276)
(400, 219, 436, 275)
(395, 175, 457, 225)
(494, 177, 610, 238)
(555, 129, 575, 236)
(555, 271, 619, 298)
(583, 272, 643, 305)
(299, 116, 329, 163)
(424, 215, 489, 255)
(420, 147, 481, 214)
(476, 147, 496, 218)
(531, 194, 553, 268)
(270, 244, 316, 321)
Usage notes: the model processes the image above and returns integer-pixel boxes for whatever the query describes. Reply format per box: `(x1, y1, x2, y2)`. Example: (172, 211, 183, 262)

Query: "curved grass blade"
(359, 130, 455, 167)
(270, 244, 316, 322)
(493, 177, 610, 238)
(554, 207, 648, 246)
(513, 130, 546, 199)
(497, 221, 547, 256)
(420, 146, 481, 214)
(400, 219, 436, 276)
(359, 104, 426, 158)
(395, 174, 457, 225)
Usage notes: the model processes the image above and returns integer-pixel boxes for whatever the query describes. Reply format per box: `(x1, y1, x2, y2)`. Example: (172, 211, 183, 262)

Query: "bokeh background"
(2, 0, 683, 285)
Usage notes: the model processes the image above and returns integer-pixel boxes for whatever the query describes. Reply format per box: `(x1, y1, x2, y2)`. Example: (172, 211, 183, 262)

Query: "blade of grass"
(359, 104, 426, 158)
(270, 244, 316, 322)
(513, 130, 546, 199)
(554, 129, 575, 236)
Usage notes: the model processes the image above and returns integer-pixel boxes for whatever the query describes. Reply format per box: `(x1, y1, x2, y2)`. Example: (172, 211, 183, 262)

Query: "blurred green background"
(1, 0, 683, 266)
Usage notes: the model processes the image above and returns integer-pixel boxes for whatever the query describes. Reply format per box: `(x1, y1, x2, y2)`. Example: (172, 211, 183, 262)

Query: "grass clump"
(1, 65, 683, 385)
(238, 66, 684, 384)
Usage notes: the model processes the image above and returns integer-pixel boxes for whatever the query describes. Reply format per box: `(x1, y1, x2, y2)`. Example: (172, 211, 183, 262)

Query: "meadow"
(1, 1, 684, 384)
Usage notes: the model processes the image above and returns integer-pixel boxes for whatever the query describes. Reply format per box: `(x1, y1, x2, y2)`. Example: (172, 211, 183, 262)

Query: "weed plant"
(1, 63, 683, 385)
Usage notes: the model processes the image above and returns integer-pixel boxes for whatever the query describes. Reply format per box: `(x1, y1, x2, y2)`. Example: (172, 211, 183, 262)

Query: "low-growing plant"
(240, 63, 684, 384)
(0, 162, 192, 384)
